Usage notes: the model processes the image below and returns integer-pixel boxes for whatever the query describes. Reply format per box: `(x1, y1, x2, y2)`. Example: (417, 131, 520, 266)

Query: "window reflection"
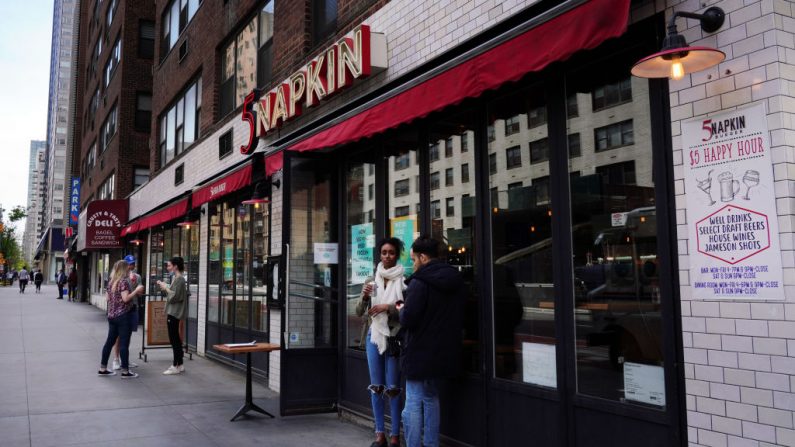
(488, 86, 556, 387)
(346, 159, 376, 350)
(428, 111, 479, 374)
(386, 133, 420, 277)
(568, 65, 664, 407)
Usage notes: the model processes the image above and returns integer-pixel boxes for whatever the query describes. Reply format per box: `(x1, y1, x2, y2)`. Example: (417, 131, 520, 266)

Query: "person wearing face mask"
(157, 256, 187, 375)
(356, 237, 406, 447)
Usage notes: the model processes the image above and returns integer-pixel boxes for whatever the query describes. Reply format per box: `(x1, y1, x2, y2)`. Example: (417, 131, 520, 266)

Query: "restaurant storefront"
(117, 0, 795, 444)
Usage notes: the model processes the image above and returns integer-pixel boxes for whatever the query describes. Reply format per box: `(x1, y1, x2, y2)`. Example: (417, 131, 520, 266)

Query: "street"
(0, 284, 371, 447)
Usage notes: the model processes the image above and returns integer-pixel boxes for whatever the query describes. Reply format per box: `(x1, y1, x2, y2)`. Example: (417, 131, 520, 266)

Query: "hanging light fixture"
(242, 182, 270, 207)
(130, 233, 144, 246)
(176, 214, 195, 229)
(631, 7, 725, 80)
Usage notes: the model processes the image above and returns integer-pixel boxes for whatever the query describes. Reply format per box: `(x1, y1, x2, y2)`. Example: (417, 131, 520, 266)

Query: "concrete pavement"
(0, 284, 372, 447)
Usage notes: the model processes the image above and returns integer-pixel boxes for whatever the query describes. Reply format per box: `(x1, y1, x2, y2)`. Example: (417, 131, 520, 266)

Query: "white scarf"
(369, 262, 405, 354)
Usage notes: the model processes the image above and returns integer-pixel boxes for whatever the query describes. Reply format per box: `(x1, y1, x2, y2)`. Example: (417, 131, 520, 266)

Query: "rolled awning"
(289, 0, 629, 152)
(191, 163, 254, 208)
(121, 198, 189, 236)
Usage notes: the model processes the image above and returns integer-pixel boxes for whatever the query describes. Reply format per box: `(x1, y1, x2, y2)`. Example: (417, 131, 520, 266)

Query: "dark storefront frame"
(278, 12, 685, 447)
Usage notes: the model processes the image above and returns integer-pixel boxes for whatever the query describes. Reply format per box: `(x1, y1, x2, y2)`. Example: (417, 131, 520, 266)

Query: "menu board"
(146, 300, 185, 346)
(521, 342, 557, 388)
(623, 362, 666, 407)
(683, 103, 784, 300)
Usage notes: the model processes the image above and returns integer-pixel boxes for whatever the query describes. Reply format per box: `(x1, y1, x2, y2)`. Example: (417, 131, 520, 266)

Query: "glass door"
(280, 151, 339, 415)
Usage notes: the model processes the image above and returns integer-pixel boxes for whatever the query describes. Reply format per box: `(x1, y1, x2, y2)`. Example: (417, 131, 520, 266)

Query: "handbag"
(386, 334, 402, 357)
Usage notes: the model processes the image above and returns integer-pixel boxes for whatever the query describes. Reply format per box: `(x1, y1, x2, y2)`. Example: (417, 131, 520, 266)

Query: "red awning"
(265, 151, 283, 177)
(192, 163, 253, 208)
(122, 198, 189, 236)
(289, 0, 629, 152)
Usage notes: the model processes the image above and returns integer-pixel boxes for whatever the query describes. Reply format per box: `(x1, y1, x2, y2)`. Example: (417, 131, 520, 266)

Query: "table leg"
(230, 352, 275, 421)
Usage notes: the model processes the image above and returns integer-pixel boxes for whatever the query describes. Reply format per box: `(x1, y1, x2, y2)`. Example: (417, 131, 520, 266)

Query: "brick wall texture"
(659, 0, 795, 446)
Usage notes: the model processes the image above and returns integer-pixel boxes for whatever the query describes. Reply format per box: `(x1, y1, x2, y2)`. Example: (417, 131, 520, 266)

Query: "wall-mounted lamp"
(242, 182, 270, 206)
(130, 234, 144, 246)
(631, 7, 725, 80)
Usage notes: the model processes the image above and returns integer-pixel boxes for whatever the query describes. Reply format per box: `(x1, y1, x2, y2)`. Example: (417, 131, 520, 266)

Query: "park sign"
(76, 200, 128, 251)
(240, 25, 387, 154)
(683, 103, 784, 300)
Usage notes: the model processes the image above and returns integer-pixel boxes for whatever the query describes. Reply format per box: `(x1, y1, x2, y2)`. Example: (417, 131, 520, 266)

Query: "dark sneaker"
(120, 371, 139, 379)
(97, 370, 116, 376)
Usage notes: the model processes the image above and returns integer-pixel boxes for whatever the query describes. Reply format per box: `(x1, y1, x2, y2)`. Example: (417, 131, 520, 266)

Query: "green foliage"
(0, 204, 25, 271)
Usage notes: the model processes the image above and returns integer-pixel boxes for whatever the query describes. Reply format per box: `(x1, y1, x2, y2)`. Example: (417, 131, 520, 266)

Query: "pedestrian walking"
(56, 269, 67, 299)
(98, 260, 145, 378)
(18, 267, 29, 293)
(157, 256, 187, 375)
(356, 238, 406, 447)
(112, 256, 141, 370)
(67, 267, 78, 301)
(399, 236, 465, 447)
(33, 269, 44, 293)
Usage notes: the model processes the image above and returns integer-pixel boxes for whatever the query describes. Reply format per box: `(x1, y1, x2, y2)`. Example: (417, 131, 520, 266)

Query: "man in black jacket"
(399, 236, 465, 447)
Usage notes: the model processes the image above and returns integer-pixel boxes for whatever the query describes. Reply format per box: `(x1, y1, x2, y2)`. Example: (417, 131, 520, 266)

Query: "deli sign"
(240, 25, 387, 154)
(79, 200, 128, 250)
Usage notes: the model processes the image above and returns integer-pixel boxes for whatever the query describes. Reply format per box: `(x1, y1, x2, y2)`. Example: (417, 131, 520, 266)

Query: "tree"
(0, 204, 26, 271)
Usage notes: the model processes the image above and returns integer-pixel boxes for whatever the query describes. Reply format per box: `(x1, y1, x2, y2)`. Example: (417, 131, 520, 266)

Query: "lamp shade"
(631, 46, 725, 79)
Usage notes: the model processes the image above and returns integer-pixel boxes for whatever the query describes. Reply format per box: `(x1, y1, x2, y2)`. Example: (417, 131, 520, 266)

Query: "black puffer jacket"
(399, 260, 465, 380)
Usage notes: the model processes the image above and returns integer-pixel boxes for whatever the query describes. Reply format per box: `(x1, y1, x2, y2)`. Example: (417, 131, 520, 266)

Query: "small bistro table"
(212, 343, 281, 421)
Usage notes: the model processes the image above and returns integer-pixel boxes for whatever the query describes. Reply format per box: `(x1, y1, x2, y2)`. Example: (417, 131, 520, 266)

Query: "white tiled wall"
(663, 0, 795, 445)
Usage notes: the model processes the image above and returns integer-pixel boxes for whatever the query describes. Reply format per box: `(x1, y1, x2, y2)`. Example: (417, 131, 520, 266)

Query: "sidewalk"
(0, 284, 372, 447)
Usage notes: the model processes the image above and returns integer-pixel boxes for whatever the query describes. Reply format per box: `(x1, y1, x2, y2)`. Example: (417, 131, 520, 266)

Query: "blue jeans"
(101, 313, 132, 369)
(402, 379, 440, 447)
(365, 330, 401, 437)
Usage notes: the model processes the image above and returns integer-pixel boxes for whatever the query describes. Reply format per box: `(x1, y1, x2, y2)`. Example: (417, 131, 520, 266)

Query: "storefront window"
(251, 202, 269, 333)
(235, 204, 251, 329)
(208, 203, 221, 323)
(346, 159, 376, 350)
(386, 134, 420, 276)
(148, 231, 164, 295)
(567, 62, 663, 407)
(489, 86, 556, 386)
(221, 203, 235, 326)
(187, 224, 200, 321)
(428, 111, 479, 374)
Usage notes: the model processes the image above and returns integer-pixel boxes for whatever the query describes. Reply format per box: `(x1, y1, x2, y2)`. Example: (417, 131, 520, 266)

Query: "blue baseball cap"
(123, 255, 136, 265)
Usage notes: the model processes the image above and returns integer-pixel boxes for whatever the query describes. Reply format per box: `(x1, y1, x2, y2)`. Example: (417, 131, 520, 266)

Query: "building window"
(430, 200, 440, 219)
(532, 176, 550, 203)
(530, 138, 549, 164)
(313, 0, 337, 43)
(592, 77, 632, 111)
(567, 93, 579, 118)
(528, 105, 547, 128)
(445, 168, 454, 186)
(461, 133, 469, 152)
(218, 129, 232, 159)
(257, 2, 274, 88)
(506, 145, 522, 169)
(98, 173, 115, 200)
(489, 153, 497, 175)
(135, 93, 152, 132)
(394, 179, 409, 197)
(596, 161, 636, 185)
(161, 0, 202, 58)
(430, 172, 440, 190)
(487, 125, 495, 142)
(429, 143, 439, 162)
(221, 17, 258, 116)
(445, 137, 453, 157)
(594, 120, 633, 152)
(86, 142, 96, 172)
(445, 197, 454, 216)
(508, 181, 523, 190)
(394, 152, 410, 170)
(367, 184, 374, 200)
(133, 167, 149, 189)
(100, 104, 118, 152)
(138, 20, 155, 58)
(175, 164, 185, 185)
(461, 164, 470, 183)
(159, 77, 202, 167)
(505, 115, 521, 135)
(106, 0, 118, 28)
(394, 206, 409, 217)
(104, 37, 121, 87)
(568, 133, 581, 158)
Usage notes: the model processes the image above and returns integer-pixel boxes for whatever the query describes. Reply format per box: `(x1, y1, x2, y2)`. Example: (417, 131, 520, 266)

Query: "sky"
(0, 1, 53, 233)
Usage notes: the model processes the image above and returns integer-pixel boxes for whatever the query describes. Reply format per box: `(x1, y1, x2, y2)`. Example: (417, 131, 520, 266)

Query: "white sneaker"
(112, 359, 121, 370)
(128, 361, 139, 368)
(163, 366, 181, 375)
(177, 364, 185, 373)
